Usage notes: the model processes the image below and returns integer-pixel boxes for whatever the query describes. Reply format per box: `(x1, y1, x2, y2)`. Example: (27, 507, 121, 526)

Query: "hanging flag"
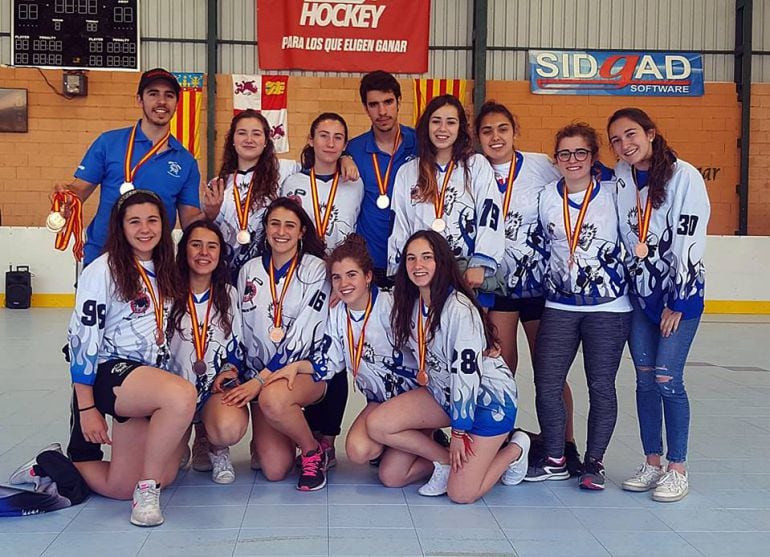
(232, 74, 289, 154)
(171, 73, 204, 159)
(413, 79, 469, 126)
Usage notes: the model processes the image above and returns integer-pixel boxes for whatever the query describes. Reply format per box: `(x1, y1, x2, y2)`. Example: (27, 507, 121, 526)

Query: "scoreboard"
(11, 0, 140, 70)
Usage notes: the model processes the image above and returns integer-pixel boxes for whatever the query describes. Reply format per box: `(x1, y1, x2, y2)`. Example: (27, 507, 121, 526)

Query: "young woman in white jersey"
(388, 95, 504, 286)
(231, 197, 332, 491)
(475, 101, 581, 476)
(167, 220, 248, 485)
(367, 230, 528, 503)
(608, 108, 710, 502)
(524, 123, 630, 490)
(54, 190, 196, 526)
(266, 234, 420, 466)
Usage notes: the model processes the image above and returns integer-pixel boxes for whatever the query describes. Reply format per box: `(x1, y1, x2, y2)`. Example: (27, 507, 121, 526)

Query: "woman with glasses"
(523, 123, 630, 491)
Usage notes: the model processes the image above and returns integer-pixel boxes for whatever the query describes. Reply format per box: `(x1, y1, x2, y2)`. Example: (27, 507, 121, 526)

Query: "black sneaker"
(579, 458, 606, 490)
(433, 429, 450, 448)
(524, 455, 570, 482)
(564, 440, 583, 478)
(297, 446, 328, 491)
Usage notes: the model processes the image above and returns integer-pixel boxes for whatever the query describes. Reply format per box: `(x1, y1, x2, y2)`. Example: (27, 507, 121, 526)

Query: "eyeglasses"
(555, 149, 591, 162)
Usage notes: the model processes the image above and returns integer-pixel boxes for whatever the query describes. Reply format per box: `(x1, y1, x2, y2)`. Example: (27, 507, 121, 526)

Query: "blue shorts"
(469, 404, 517, 437)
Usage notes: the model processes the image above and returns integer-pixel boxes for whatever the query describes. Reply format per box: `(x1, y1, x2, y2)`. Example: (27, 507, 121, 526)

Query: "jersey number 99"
(81, 300, 106, 329)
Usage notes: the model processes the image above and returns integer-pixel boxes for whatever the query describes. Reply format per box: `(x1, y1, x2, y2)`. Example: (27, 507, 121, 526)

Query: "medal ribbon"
(134, 259, 164, 341)
(345, 293, 374, 381)
(187, 292, 213, 363)
(501, 155, 518, 216)
(562, 179, 595, 262)
(123, 122, 171, 183)
(51, 190, 84, 261)
(632, 168, 653, 245)
(309, 169, 340, 238)
(433, 161, 455, 221)
(416, 296, 430, 386)
(268, 254, 299, 331)
(232, 171, 256, 233)
(371, 126, 401, 198)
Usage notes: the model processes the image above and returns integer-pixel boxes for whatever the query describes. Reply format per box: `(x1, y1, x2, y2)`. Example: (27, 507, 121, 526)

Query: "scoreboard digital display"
(11, 0, 140, 70)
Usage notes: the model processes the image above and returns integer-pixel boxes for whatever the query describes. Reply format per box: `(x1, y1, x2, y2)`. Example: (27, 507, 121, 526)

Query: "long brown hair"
(170, 220, 234, 338)
(414, 95, 474, 202)
(105, 190, 181, 302)
(218, 109, 280, 210)
(607, 107, 676, 209)
(391, 230, 498, 350)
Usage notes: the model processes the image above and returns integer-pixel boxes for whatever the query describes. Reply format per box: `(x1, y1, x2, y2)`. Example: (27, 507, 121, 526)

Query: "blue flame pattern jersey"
(388, 154, 505, 276)
(280, 170, 365, 254)
(214, 159, 300, 281)
(539, 178, 630, 308)
(614, 159, 710, 323)
(311, 287, 419, 403)
(166, 285, 245, 406)
(409, 291, 518, 432)
(237, 252, 330, 376)
(68, 254, 171, 385)
(493, 152, 561, 299)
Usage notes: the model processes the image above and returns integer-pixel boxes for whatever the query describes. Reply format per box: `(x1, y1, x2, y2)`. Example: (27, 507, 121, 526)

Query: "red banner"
(257, 0, 431, 73)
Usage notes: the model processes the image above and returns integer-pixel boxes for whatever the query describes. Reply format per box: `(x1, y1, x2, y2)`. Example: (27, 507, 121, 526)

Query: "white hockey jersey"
(166, 285, 245, 404)
(493, 152, 561, 298)
(312, 287, 419, 403)
(388, 154, 504, 276)
(237, 252, 330, 376)
(68, 253, 172, 385)
(614, 159, 710, 322)
(280, 170, 364, 253)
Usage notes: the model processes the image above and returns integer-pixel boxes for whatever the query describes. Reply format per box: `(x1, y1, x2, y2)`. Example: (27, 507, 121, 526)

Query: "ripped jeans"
(628, 298, 701, 463)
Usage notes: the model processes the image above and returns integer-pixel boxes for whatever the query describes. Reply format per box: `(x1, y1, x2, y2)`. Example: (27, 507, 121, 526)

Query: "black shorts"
(491, 295, 545, 322)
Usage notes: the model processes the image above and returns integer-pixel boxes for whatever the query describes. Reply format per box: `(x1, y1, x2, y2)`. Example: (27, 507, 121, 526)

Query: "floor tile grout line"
(483, 493, 521, 556)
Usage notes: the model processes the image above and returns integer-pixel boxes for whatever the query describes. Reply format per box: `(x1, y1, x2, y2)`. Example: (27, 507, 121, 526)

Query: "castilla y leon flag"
(232, 74, 290, 154)
(413, 79, 469, 125)
(171, 73, 204, 159)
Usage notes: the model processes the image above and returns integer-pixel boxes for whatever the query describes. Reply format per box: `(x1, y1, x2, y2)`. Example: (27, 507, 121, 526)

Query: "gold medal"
(46, 211, 67, 233)
(236, 229, 251, 245)
(635, 242, 649, 259)
(269, 326, 285, 343)
(376, 194, 390, 209)
(431, 218, 446, 233)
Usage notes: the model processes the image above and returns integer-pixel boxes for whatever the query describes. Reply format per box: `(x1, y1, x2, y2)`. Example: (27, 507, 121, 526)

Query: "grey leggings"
(534, 307, 631, 461)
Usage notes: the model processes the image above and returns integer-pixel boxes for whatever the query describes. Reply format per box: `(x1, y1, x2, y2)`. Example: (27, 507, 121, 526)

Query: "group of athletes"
(8, 68, 709, 527)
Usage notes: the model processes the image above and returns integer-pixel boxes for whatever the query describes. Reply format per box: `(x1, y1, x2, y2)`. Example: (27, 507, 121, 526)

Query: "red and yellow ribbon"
(371, 126, 401, 198)
(309, 169, 340, 239)
(232, 171, 256, 234)
(345, 293, 374, 381)
(268, 254, 299, 332)
(124, 122, 170, 183)
(416, 296, 430, 386)
(501, 155, 518, 216)
(562, 179, 595, 264)
(433, 161, 455, 221)
(632, 168, 653, 245)
(51, 190, 84, 261)
(187, 292, 213, 363)
(134, 258, 165, 344)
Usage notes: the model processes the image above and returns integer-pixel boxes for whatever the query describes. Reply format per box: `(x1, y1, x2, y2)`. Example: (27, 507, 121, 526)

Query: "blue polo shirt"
(348, 124, 417, 270)
(75, 120, 201, 265)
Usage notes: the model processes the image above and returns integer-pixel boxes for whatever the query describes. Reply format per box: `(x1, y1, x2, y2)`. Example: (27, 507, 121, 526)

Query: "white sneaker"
(209, 447, 235, 484)
(8, 442, 63, 488)
(418, 462, 450, 497)
(501, 431, 531, 486)
(130, 479, 164, 527)
(652, 469, 689, 502)
(622, 462, 665, 492)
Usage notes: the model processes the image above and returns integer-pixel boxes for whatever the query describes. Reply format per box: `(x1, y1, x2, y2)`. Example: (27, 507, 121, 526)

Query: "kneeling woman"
(66, 190, 197, 526)
(229, 197, 331, 491)
(368, 230, 528, 503)
(167, 220, 249, 485)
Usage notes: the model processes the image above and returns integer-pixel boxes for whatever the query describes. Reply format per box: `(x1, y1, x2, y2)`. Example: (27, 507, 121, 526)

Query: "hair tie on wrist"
(78, 404, 96, 412)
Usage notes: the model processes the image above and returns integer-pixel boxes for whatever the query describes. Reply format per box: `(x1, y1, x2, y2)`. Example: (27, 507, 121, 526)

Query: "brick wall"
(0, 68, 750, 235)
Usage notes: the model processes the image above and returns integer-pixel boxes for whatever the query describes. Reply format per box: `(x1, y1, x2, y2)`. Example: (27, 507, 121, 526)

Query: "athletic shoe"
(319, 437, 337, 469)
(297, 446, 328, 491)
(502, 431, 531, 486)
(209, 447, 235, 484)
(524, 455, 570, 482)
(433, 429, 451, 448)
(192, 435, 212, 472)
(579, 458, 606, 490)
(130, 479, 163, 527)
(564, 440, 583, 478)
(8, 443, 63, 488)
(622, 462, 665, 492)
(652, 469, 689, 502)
(418, 461, 451, 496)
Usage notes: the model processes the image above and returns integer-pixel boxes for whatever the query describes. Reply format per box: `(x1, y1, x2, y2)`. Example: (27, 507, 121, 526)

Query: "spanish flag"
(413, 79, 469, 126)
(171, 72, 204, 159)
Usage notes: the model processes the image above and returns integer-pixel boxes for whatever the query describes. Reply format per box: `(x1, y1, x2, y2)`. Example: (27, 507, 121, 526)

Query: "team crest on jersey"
(243, 280, 258, 303)
(506, 212, 523, 241)
(130, 293, 151, 315)
(167, 161, 182, 177)
(578, 223, 597, 250)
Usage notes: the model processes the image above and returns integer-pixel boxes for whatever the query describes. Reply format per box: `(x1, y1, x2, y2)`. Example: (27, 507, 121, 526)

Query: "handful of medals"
(47, 189, 84, 261)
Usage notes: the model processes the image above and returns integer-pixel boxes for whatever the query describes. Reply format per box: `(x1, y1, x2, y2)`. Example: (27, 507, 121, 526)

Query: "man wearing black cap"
(54, 68, 203, 265)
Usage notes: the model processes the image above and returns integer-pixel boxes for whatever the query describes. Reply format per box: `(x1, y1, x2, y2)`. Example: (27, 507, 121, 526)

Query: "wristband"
(254, 374, 265, 386)
(78, 405, 96, 412)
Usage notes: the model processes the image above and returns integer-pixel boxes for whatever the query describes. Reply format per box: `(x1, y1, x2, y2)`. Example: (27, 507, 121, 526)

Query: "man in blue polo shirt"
(56, 68, 202, 265)
(347, 71, 417, 287)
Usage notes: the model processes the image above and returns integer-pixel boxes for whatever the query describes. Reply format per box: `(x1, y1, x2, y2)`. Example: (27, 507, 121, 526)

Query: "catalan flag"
(171, 72, 204, 159)
(413, 79, 469, 126)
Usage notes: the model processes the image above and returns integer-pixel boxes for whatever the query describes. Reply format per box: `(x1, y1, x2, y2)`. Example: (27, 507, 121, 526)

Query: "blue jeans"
(628, 299, 701, 463)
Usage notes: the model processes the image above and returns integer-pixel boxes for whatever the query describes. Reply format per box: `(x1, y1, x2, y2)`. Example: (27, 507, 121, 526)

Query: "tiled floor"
(1, 309, 770, 556)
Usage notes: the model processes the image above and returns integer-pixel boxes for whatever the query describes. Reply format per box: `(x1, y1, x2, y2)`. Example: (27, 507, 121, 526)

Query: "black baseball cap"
(137, 68, 181, 97)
